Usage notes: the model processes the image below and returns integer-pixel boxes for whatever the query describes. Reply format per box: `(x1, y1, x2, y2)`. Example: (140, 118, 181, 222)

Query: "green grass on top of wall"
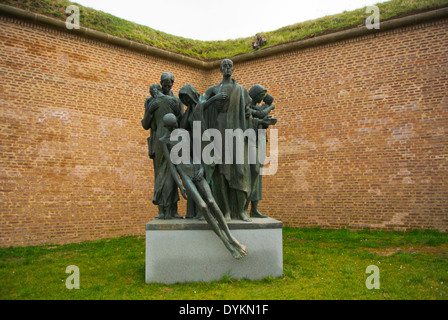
(1, 0, 448, 60)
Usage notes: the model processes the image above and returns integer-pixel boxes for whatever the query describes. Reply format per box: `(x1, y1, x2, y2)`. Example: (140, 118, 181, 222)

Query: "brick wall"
(0, 16, 206, 246)
(0, 13, 447, 246)
(230, 19, 448, 232)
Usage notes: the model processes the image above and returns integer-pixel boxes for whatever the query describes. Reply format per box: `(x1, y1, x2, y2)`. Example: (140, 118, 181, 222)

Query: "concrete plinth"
(145, 217, 283, 284)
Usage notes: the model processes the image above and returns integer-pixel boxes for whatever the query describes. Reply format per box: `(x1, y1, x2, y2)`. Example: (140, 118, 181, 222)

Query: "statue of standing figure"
(247, 85, 277, 218)
(203, 59, 274, 222)
(141, 73, 184, 220)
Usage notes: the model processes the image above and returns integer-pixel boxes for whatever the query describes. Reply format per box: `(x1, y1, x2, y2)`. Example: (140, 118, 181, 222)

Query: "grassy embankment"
(1, 0, 448, 60)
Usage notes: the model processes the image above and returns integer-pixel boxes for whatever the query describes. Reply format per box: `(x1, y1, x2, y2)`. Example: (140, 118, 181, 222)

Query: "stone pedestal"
(145, 217, 283, 284)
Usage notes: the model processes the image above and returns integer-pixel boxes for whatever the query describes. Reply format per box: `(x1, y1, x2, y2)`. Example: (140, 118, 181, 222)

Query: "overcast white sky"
(73, 0, 389, 41)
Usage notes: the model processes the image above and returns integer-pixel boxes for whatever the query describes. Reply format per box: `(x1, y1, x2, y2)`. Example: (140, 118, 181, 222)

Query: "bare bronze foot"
(239, 211, 252, 222)
(230, 239, 248, 258)
(230, 243, 247, 260)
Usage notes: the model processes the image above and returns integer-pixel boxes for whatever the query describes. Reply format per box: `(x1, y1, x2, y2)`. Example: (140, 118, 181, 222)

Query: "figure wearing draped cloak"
(204, 59, 266, 221)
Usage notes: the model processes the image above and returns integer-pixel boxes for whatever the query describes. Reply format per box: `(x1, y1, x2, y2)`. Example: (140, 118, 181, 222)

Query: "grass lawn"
(0, 227, 447, 300)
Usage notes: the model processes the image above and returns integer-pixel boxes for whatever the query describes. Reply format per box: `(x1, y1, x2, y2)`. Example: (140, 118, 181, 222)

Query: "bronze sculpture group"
(142, 59, 277, 259)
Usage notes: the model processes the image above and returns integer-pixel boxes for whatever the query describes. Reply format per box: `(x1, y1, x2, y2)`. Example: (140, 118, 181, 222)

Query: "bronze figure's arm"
(160, 137, 188, 200)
